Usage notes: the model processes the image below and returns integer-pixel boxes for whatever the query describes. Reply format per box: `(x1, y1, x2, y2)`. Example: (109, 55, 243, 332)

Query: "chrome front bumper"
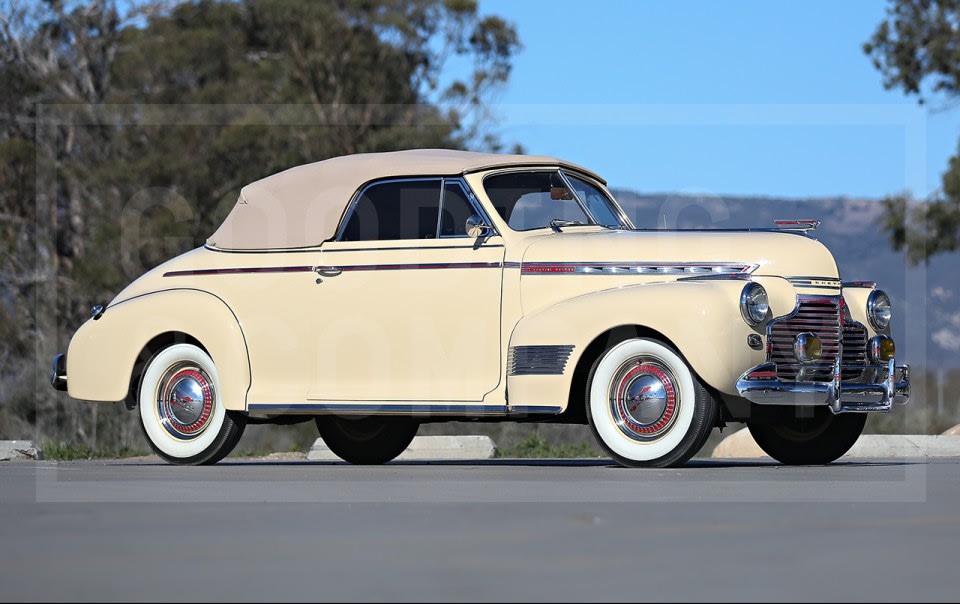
(736, 358, 910, 413)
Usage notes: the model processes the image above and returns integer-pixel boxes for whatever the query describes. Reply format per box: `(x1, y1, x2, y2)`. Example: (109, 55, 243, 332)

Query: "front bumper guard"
(736, 358, 910, 413)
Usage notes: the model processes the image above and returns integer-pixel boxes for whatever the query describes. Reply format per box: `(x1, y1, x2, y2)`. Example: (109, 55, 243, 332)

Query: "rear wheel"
(315, 416, 419, 465)
(138, 343, 245, 465)
(748, 408, 866, 465)
(586, 338, 718, 468)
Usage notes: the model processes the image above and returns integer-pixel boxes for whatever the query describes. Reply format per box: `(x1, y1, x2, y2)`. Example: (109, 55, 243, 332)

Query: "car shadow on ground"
(154, 457, 926, 469)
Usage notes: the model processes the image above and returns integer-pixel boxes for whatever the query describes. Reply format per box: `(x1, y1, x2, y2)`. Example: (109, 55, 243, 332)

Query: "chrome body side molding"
(247, 402, 563, 417)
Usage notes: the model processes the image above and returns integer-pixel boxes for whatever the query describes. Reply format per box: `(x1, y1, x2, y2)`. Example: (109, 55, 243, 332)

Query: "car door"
(307, 177, 505, 403)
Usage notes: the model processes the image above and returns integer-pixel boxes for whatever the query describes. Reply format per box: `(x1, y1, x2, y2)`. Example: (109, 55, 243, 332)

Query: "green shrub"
(42, 442, 148, 461)
(500, 433, 602, 459)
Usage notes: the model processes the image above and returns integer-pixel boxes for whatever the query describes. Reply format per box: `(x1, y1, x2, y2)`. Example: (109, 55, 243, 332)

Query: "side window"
(564, 173, 622, 228)
(439, 182, 477, 237)
(340, 180, 441, 241)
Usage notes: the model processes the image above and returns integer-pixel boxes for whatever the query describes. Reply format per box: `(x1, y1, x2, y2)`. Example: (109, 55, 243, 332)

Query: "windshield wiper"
(549, 218, 586, 232)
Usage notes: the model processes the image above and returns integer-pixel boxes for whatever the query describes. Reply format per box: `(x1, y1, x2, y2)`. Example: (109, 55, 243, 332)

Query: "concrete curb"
(711, 428, 766, 458)
(0, 441, 44, 461)
(308, 435, 498, 461)
(711, 427, 960, 459)
(847, 435, 960, 458)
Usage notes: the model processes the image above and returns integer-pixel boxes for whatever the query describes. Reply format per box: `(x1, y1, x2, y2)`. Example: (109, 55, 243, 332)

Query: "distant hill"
(610, 189, 960, 369)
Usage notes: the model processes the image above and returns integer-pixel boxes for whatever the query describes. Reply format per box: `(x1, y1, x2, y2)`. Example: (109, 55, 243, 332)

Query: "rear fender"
(66, 288, 250, 410)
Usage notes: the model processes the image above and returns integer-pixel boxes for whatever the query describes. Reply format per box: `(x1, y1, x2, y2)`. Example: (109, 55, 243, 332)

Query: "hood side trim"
(520, 262, 758, 276)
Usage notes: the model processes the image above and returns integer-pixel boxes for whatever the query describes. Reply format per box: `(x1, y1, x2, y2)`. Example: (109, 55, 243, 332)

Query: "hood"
(520, 229, 839, 279)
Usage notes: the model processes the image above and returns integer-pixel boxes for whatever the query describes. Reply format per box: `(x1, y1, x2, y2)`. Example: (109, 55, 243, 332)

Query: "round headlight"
(740, 282, 769, 326)
(867, 289, 891, 331)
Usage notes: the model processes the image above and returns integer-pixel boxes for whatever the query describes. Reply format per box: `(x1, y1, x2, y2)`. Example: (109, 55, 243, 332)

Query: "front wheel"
(138, 343, 245, 465)
(748, 408, 866, 465)
(586, 338, 718, 468)
(315, 416, 419, 465)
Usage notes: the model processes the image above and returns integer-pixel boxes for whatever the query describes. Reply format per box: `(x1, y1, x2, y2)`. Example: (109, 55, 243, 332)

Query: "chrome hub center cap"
(156, 363, 215, 441)
(609, 357, 679, 441)
(623, 374, 668, 425)
(170, 376, 205, 426)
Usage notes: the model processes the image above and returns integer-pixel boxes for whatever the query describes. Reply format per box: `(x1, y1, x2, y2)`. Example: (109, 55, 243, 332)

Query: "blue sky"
(479, 0, 958, 199)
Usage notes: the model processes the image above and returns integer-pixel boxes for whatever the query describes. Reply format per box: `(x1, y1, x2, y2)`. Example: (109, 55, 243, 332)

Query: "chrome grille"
(767, 296, 841, 382)
(841, 321, 868, 380)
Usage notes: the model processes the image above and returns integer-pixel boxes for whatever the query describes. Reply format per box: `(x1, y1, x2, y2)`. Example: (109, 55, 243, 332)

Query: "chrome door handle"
(314, 266, 343, 277)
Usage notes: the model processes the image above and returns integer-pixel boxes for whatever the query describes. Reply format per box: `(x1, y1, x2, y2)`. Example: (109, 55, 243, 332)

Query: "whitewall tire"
(586, 338, 717, 468)
(138, 343, 245, 465)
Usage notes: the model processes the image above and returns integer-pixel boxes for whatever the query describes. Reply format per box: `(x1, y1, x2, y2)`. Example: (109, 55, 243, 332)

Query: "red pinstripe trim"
(164, 266, 314, 277)
(163, 262, 502, 277)
(745, 370, 778, 380)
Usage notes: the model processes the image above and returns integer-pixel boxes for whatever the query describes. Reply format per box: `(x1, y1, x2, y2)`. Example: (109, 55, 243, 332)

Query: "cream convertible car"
(53, 150, 910, 467)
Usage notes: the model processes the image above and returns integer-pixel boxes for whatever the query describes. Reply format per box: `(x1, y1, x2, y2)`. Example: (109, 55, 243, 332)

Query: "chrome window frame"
(334, 176, 496, 243)
(559, 169, 635, 230)
(480, 168, 633, 233)
(437, 178, 492, 239)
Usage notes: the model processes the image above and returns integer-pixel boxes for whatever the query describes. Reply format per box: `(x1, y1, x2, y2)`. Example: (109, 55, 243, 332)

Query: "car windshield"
(483, 170, 628, 232)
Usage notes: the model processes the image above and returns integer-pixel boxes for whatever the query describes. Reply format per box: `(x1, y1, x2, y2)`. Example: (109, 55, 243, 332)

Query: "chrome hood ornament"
(774, 219, 821, 231)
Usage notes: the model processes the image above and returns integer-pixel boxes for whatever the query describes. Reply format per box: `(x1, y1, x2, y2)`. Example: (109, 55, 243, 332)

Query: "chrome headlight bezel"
(740, 282, 769, 326)
(867, 289, 891, 331)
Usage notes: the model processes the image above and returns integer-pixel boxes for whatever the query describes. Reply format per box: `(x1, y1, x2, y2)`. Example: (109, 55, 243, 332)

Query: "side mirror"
(466, 214, 493, 238)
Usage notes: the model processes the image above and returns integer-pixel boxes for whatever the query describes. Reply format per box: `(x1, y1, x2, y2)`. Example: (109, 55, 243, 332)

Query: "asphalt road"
(1, 458, 957, 602)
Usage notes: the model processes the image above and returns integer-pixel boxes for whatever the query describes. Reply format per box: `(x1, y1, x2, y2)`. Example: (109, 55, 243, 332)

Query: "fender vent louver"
(507, 345, 574, 376)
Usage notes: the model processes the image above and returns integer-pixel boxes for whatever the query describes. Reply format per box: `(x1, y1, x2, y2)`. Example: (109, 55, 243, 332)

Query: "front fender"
(66, 288, 251, 410)
(842, 286, 887, 340)
(507, 277, 797, 409)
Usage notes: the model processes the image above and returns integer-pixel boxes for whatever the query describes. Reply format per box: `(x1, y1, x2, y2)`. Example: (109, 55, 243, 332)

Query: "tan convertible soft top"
(207, 149, 603, 250)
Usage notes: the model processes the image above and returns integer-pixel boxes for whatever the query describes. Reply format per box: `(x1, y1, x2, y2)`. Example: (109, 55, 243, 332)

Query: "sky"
(478, 0, 958, 199)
